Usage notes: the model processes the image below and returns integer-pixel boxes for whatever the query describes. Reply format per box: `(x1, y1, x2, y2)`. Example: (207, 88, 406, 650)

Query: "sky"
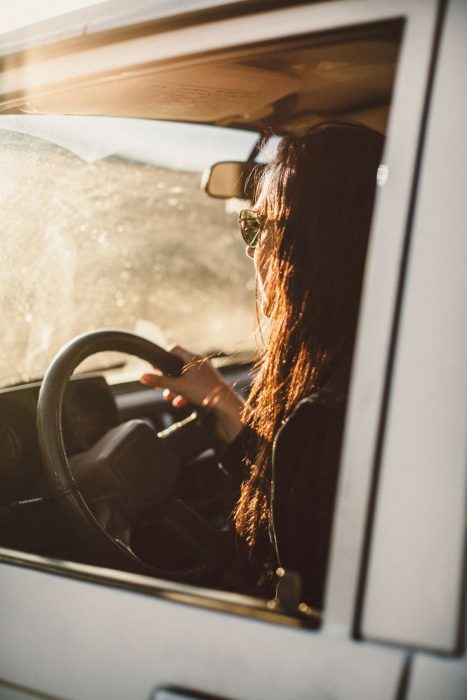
(0, 1, 104, 33)
(0, 115, 258, 172)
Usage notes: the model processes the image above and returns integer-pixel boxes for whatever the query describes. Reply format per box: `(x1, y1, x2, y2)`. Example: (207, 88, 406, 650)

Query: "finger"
(173, 394, 188, 408)
(140, 372, 174, 390)
(140, 372, 159, 387)
(163, 388, 176, 401)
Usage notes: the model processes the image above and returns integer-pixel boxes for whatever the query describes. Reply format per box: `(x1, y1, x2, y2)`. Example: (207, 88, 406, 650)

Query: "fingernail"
(140, 374, 155, 385)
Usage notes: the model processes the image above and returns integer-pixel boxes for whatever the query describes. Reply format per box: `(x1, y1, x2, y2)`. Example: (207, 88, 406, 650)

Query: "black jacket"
(221, 390, 346, 610)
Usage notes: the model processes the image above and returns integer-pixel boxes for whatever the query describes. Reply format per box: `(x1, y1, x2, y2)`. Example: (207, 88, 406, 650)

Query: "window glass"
(0, 117, 258, 387)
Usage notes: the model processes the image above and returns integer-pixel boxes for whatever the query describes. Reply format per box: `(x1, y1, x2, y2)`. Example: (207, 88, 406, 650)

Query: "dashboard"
(0, 375, 120, 509)
(0, 364, 250, 562)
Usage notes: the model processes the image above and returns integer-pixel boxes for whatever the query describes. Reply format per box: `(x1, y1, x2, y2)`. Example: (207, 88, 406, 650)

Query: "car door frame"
(0, 1, 449, 699)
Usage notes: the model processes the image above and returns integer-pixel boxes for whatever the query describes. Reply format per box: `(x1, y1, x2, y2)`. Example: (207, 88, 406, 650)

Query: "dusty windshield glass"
(0, 116, 257, 388)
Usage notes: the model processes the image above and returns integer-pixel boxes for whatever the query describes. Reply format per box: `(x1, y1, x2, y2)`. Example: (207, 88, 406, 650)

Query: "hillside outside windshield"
(0, 116, 258, 388)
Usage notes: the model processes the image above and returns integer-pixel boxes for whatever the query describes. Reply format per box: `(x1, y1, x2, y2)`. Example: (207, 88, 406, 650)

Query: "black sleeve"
(272, 400, 346, 610)
(218, 424, 258, 484)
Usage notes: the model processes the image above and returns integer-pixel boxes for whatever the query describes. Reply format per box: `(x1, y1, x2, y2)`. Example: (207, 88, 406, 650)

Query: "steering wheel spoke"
(92, 494, 132, 548)
(70, 420, 181, 518)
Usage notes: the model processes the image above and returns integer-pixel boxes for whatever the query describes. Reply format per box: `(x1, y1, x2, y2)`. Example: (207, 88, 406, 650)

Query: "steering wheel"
(37, 329, 231, 582)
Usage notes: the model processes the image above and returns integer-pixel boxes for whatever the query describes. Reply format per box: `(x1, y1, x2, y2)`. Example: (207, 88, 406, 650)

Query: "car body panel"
(407, 653, 467, 700)
(361, 0, 467, 654)
(0, 1, 465, 699)
(323, 0, 440, 633)
(0, 559, 406, 700)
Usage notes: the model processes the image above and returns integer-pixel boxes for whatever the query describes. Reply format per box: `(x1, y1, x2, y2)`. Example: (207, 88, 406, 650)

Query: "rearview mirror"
(202, 161, 263, 199)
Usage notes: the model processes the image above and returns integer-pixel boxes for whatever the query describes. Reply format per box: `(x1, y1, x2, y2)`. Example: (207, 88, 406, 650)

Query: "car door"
(1, 1, 464, 699)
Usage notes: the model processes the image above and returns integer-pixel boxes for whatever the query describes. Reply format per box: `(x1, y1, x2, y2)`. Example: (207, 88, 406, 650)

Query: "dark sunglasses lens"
(239, 211, 261, 247)
(241, 222, 260, 246)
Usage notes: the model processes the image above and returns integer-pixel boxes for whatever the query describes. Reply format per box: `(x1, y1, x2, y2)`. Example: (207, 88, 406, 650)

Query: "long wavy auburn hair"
(233, 122, 384, 578)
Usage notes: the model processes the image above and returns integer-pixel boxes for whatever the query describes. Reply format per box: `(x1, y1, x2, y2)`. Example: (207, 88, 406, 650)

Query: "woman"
(141, 121, 384, 609)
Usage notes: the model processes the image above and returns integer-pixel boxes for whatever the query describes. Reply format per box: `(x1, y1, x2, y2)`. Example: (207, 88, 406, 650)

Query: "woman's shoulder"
(272, 386, 347, 489)
(279, 386, 346, 434)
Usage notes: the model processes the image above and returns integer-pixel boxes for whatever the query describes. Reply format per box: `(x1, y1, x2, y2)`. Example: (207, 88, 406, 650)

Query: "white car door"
(1, 1, 464, 699)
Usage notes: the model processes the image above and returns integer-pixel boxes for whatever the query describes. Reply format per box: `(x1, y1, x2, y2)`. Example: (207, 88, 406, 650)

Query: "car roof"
(0, 1, 401, 135)
(0, 0, 312, 54)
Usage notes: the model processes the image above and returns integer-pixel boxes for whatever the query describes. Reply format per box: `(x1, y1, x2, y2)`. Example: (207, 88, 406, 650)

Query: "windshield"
(0, 116, 258, 388)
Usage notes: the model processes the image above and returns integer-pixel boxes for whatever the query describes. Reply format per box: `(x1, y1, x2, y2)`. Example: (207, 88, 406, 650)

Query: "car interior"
(0, 17, 404, 618)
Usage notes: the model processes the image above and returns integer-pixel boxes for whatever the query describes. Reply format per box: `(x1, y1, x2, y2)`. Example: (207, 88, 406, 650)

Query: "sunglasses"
(238, 209, 273, 248)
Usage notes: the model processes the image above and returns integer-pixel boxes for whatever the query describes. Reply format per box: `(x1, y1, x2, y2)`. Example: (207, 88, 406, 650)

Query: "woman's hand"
(140, 345, 245, 444)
